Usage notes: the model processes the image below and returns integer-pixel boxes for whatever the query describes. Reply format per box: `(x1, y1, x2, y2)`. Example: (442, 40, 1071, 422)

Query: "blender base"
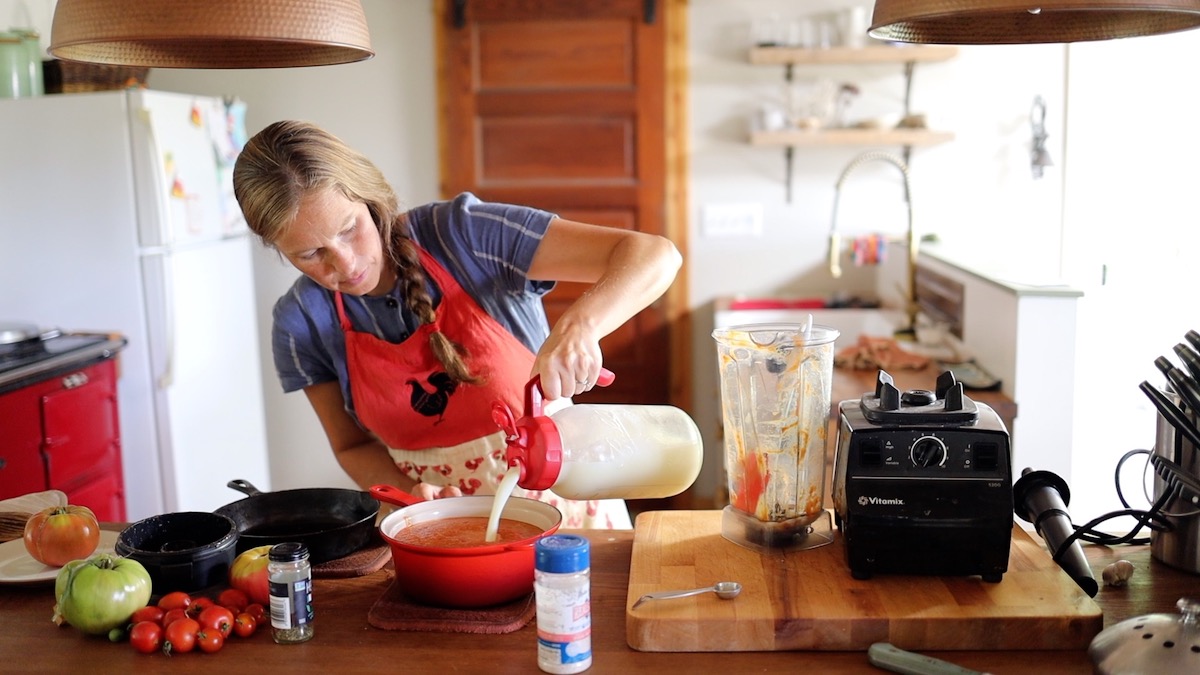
(720, 506, 835, 553)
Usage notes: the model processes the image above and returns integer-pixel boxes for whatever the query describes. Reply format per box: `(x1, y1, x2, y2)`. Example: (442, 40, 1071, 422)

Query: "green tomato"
(53, 553, 152, 636)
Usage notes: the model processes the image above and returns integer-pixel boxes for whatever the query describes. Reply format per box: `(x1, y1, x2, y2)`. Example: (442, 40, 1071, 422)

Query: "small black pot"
(116, 512, 238, 593)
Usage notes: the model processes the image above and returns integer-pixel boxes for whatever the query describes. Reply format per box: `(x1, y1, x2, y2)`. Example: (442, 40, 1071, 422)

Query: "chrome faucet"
(828, 150, 918, 335)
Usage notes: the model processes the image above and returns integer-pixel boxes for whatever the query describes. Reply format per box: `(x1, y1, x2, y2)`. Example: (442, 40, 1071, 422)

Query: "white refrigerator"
(0, 89, 271, 519)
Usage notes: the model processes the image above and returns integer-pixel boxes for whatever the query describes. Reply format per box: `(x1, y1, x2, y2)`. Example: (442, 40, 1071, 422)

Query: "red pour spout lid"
(491, 369, 615, 491)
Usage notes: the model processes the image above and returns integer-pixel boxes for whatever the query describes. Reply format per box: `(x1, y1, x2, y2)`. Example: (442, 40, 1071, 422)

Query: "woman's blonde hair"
(233, 120, 478, 384)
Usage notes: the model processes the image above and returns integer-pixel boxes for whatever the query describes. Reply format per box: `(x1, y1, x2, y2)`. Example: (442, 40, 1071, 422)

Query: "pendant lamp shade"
(870, 0, 1200, 44)
(49, 0, 374, 68)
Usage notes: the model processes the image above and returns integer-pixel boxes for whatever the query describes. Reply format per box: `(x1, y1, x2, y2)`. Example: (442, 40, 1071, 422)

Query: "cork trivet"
(367, 576, 535, 634)
(312, 538, 391, 579)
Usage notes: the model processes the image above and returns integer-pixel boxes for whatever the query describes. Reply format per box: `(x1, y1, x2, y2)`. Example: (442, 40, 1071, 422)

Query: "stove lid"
(0, 321, 41, 345)
(859, 369, 979, 425)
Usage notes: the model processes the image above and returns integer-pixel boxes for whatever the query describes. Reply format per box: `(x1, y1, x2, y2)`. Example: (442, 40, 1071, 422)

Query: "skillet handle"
(369, 484, 424, 508)
(227, 479, 265, 497)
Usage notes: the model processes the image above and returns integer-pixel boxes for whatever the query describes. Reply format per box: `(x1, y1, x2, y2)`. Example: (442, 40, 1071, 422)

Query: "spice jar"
(268, 542, 314, 644)
(534, 534, 591, 674)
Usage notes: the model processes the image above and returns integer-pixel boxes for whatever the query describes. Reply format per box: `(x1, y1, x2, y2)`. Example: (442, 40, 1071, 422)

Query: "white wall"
(1061, 32, 1200, 522)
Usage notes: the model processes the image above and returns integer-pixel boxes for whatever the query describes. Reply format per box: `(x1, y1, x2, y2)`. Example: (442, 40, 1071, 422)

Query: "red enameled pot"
(369, 484, 562, 608)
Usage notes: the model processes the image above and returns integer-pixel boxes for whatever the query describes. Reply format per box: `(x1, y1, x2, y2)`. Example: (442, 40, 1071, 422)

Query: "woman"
(232, 120, 681, 529)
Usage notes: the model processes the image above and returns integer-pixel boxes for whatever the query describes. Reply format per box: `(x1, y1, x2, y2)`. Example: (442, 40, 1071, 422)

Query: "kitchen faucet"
(828, 150, 918, 337)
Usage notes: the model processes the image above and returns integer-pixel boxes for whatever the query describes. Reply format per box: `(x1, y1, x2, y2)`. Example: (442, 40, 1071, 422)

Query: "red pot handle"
(369, 484, 424, 508)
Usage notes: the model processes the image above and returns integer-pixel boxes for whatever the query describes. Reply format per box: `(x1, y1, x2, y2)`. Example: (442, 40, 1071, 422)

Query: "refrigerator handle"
(142, 250, 177, 391)
(134, 106, 174, 249)
(157, 254, 176, 389)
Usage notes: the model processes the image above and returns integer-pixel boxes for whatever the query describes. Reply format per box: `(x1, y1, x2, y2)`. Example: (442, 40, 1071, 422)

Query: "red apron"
(334, 247, 632, 528)
(335, 247, 534, 451)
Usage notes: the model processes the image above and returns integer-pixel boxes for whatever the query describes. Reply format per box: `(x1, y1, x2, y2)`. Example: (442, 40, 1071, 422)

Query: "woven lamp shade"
(870, 0, 1200, 44)
(49, 0, 374, 68)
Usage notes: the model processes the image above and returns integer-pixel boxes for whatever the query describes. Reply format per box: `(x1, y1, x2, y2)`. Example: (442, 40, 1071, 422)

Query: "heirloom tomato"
(53, 554, 152, 635)
(23, 505, 100, 567)
(228, 545, 272, 605)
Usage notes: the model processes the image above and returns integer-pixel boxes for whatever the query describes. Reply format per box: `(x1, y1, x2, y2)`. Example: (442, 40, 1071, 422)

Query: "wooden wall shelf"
(749, 44, 959, 66)
(751, 128, 954, 148)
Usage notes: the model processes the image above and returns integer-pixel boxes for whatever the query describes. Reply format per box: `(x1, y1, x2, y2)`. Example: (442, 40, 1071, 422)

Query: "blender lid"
(0, 321, 41, 345)
(1088, 597, 1200, 674)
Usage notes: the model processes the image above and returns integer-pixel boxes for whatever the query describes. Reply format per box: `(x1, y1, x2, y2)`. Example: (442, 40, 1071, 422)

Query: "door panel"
(437, 0, 676, 407)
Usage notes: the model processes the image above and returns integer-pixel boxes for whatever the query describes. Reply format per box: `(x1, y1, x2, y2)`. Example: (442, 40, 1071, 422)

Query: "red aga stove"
(0, 321, 128, 521)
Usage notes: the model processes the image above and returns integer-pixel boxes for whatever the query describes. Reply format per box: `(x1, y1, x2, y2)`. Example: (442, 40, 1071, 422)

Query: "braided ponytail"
(391, 234, 483, 386)
(235, 120, 483, 386)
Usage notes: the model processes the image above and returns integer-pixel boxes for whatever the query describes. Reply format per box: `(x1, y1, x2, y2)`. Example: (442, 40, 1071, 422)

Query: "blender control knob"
(910, 436, 947, 468)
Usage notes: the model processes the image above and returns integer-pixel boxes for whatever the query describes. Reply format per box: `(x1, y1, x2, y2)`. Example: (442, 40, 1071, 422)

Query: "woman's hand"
(527, 217, 681, 401)
(532, 315, 604, 401)
(411, 482, 464, 501)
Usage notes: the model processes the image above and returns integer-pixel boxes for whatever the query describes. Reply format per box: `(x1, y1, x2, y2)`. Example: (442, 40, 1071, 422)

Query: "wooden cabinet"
(0, 357, 125, 521)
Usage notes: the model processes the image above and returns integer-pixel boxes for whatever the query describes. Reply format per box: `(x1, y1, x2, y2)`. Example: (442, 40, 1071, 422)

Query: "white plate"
(0, 530, 119, 586)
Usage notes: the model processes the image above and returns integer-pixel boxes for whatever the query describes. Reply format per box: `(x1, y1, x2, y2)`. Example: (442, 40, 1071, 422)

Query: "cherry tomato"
(163, 617, 200, 655)
(157, 591, 192, 612)
(130, 605, 165, 626)
(162, 608, 189, 628)
(129, 621, 163, 655)
(187, 596, 216, 618)
(244, 602, 267, 626)
(196, 629, 225, 654)
(232, 613, 257, 638)
(198, 605, 235, 639)
(218, 588, 249, 614)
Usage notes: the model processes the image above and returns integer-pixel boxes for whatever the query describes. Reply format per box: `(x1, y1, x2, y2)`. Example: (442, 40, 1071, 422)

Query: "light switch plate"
(701, 202, 763, 238)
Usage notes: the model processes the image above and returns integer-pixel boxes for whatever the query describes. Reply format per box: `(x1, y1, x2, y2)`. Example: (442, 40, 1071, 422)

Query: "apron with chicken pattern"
(335, 246, 630, 530)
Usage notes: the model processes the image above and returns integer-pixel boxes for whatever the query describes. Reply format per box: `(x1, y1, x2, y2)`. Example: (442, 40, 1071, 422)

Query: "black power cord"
(1058, 449, 1176, 551)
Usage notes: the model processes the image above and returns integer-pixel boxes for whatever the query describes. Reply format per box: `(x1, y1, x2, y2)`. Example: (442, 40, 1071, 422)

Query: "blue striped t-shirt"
(269, 192, 556, 422)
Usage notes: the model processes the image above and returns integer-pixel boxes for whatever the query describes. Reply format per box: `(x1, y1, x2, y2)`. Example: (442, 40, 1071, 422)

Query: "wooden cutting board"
(626, 510, 1102, 652)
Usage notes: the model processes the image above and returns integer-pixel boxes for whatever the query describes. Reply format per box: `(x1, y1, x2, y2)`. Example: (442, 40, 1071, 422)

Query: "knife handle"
(1175, 342, 1200, 383)
(867, 642, 985, 675)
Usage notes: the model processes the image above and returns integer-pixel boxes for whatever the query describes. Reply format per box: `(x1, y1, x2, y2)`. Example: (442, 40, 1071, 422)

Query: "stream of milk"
(484, 465, 522, 542)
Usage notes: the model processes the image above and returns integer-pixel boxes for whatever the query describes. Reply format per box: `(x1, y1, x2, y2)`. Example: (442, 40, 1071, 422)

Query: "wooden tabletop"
(0, 523, 1194, 674)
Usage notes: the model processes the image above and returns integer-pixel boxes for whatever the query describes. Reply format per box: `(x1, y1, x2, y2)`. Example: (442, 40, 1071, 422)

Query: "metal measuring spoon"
(632, 581, 742, 609)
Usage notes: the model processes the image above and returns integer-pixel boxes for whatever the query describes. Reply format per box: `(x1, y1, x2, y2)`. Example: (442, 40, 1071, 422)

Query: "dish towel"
(368, 574, 535, 634)
(851, 234, 887, 267)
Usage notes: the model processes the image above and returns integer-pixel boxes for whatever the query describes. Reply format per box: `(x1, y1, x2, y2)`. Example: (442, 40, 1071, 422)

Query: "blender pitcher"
(712, 322, 839, 551)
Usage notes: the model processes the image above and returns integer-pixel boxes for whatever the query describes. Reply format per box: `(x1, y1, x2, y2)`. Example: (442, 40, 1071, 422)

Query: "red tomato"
(130, 605, 165, 626)
(198, 605, 235, 639)
(163, 617, 200, 655)
(157, 591, 192, 612)
(161, 608, 188, 628)
(217, 588, 249, 613)
(196, 629, 224, 654)
(244, 602, 267, 626)
(129, 621, 163, 655)
(232, 613, 257, 638)
(22, 505, 101, 567)
(187, 596, 215, 618)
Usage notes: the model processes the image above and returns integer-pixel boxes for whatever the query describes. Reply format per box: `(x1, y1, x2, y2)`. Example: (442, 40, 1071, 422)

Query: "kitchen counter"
(0, 524, 1192, 673)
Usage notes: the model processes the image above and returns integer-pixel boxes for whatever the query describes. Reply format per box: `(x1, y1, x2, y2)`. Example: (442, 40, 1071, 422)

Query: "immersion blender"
(1012, 467, 1099, 597)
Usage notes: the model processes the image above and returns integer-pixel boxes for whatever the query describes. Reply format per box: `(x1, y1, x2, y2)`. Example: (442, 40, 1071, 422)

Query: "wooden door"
(435, 0, 687, 409)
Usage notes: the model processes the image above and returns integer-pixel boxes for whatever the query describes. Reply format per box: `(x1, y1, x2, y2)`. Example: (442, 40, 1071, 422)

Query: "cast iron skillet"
(213, 479, 380, 565)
